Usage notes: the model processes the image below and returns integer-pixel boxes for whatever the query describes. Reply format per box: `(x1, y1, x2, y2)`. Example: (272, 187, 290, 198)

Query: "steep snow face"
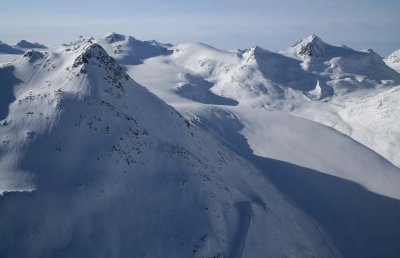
(385, 49, 400, 72)
(0, 39, 343, 258)
(14, 40, 47, 49)
(97, 32, 171, 65)
(0, 41, 24, 54)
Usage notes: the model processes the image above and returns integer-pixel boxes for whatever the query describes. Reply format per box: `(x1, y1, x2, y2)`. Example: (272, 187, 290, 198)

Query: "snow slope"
(0, 38, 345, 258)
(385, 49, 400, 72)
(124, 33, 400, 256)
(292, 85, 400, 167)
(127, 47, 400, 199)
(186, 106, 400, 258)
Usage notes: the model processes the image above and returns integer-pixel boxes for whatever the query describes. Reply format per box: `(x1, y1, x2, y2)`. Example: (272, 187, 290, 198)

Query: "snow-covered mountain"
(0, 40, 24, 54)
(97, 32, 171, 65)
(277, 35, 400, 167)
(14, 39, 47, 49)
(385, 49, 400, 72)
(0, 37, 346, 258)
(0, 40, 47, 64)
(126, 33, 400, 167)
(238, 34, 400, 99)
(0, 40, 47, 54)
(280, 35, 400, 83)
(1, 33, 400, 257)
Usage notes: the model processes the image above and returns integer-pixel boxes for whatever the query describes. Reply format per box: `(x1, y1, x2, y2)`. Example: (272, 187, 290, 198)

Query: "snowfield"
(0, 33, 400, 257)
(385, 49, 400, 72)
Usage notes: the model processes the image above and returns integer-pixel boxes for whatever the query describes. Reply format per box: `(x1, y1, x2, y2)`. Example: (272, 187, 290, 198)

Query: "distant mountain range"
(0, 39, 47, 54)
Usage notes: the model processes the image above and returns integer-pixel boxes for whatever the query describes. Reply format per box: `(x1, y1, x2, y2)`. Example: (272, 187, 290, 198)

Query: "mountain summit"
(103, 32, 126, 44)
(288, 34, 327, 58)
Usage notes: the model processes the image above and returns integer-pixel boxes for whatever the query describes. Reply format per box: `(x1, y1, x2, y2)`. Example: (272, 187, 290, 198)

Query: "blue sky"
(1, 0, 399, 55)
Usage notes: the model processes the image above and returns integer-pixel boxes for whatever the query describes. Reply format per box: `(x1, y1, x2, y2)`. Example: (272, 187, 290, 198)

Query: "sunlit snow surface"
(1, 34, 400, 257)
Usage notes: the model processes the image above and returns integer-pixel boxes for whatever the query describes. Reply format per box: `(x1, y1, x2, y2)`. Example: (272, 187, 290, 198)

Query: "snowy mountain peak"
(62, 36, 95, 49)
(250, 45, 269, 54)
(72, 42, 130, 90)
(98, 33, 171, 65)
(15, 40, 47, 49)
(22, 49, 45, 62)
(104, 32, 127, 44)
(276, 35, 400, 83)
(291, 34, 326, 58)
(72, 42, 108, 65)
(305, 34, 323, 43)
(242, 46, 269, 62)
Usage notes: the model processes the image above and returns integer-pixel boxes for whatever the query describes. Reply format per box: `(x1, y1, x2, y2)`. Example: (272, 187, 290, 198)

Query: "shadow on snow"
(197, 109, 400, 258)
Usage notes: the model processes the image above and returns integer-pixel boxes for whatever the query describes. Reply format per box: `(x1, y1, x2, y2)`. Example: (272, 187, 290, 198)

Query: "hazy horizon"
(1, 0, 399, 56)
